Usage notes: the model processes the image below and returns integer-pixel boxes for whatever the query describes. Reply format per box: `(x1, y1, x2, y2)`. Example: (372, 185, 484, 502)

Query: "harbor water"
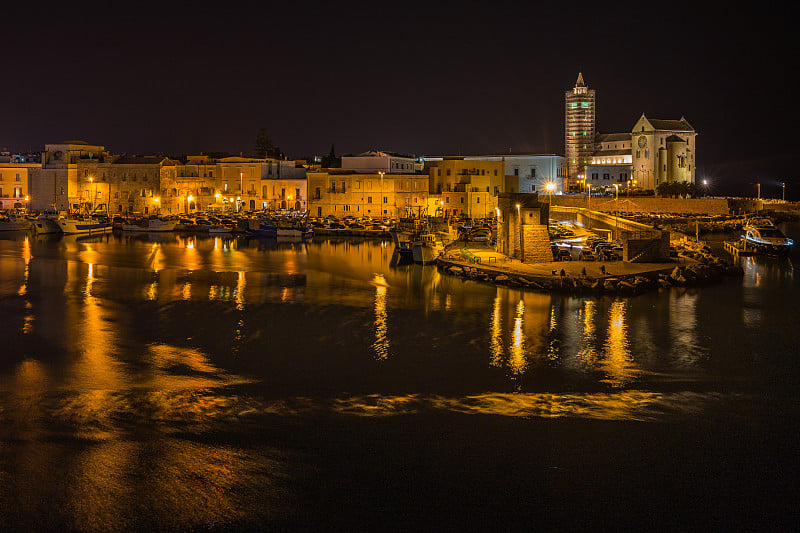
(1, 225, 799, 530)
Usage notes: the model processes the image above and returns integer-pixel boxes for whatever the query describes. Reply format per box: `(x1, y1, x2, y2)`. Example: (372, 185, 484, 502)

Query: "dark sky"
(2, 2, 792, 198)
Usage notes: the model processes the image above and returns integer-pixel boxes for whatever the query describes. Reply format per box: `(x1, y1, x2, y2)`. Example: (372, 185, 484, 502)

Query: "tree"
(321, 143, 340, 168)
(255, 128, 275, 158)
(656, 182, 673, 198)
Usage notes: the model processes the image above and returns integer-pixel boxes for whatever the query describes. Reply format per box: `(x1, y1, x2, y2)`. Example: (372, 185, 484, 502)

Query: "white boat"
(743, 217, 793, 255)
(32, 208, 63, 234)
(411, 233, 444, 264)
(56, 216, 112, 234)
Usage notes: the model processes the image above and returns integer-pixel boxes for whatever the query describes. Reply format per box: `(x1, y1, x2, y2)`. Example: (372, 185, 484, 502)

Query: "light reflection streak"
(235, 271, 246, 310)
(489, 296, 503, 366)
(372, 274, 390, 359)
(509, 299, 527, 376)
(600, 300, 639, 387)
(182, 282, 192, 300)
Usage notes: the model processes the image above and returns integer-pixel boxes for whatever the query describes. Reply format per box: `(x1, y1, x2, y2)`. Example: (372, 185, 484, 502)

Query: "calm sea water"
(1, 225, 798, 530)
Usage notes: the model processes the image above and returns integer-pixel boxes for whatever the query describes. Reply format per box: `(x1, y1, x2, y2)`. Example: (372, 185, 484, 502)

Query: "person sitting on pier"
(600, 265, 606, 275)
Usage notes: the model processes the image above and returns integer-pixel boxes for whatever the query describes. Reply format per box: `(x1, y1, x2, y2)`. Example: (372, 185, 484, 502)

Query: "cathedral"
(566, 74, 697, 192)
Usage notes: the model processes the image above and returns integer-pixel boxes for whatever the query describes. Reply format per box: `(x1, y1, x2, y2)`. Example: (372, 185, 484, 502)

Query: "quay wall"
(550, 197, 732, 216)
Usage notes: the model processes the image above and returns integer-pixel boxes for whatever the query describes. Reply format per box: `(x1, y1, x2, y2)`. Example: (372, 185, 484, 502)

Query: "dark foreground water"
(1, 226, 799, 531)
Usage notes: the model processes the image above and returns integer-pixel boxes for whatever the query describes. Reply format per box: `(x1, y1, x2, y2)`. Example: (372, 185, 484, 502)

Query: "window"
(476, 197, 480, 204)
(635, 150, 640, 158)
(314, 187, 321, 199)
(15, 173, 20, 181)
(446, 169, 451, 176)
(445, 197, 449, 204)
(603, 173, 610, 180)
(460, 197, 464, 204)
(367, 196, 372, 203)
(514, 168, 519, 176)
(645, 150, 649, 159)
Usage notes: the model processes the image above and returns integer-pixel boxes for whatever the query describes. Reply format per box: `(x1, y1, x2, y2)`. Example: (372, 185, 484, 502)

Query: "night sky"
(3, 2, 791, 198)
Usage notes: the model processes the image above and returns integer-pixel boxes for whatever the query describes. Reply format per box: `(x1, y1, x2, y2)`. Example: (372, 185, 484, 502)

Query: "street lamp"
(545, 181, 555, 204)
(782, 182, 786, 201)
(613, 183, 619, 201)
(187, 194, 194, 214)
(757, 182, 761, 199)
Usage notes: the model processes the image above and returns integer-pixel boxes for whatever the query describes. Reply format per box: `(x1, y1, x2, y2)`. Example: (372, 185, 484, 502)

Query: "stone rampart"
(550, 196, 731, 216)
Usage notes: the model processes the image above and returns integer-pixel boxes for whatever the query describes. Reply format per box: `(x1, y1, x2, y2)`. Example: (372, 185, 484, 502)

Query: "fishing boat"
(56, 215, 112, 234)
(742, 217, 793, 255)
(411, 232, 444, 264)
(32, 207, 63, 234)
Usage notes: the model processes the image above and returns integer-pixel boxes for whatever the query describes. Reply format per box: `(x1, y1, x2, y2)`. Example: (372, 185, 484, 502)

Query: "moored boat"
(742, 217, 793, 255)
(411, 232, 444, 264)
(56, 216, 112, 234)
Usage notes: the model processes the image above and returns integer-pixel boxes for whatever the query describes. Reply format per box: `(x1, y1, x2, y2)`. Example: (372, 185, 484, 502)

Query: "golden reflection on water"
(600, 300, 639, 387)
(489, 296, 503, 366)
(509, 299, 527, 376)
(182, 281, 192, 300)
(235, 271, 246, 310)
(330, 392, 677, 421)
(372, 274, 390, 359)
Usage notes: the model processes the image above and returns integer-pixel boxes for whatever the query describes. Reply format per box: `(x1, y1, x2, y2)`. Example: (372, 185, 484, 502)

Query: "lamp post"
(782, 182, 786, 201)
(613, 183, 619, 201)
(187, 194, 194, 214)
(239, 172, 244, 212)
(545, 181, 555, 204)
(757, 182, 761, 200)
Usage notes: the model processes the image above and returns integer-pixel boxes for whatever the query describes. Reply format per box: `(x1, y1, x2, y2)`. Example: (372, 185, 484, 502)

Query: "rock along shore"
(435, 241, 742, 296)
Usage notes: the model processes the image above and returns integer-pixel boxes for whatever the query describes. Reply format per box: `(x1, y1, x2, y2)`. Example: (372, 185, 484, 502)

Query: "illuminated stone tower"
(565, 72, 595, 189)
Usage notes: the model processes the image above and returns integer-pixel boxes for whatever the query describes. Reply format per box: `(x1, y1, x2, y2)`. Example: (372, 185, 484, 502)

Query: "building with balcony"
(0, 163, 37, 210)
(424, 158, 504, 219)
(306, 170, 428, 219)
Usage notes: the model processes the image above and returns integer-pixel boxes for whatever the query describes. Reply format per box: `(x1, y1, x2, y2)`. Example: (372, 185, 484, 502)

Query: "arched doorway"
(249, 199, 255, 210)
(295, 201, 300, 211)
(281, 201, 287, 210)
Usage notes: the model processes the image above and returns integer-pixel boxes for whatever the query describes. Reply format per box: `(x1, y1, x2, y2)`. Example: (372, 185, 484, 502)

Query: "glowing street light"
(613, 183, 619, 201)
(782, 182, 786, 201)
(545, 181, 555, 204)
(378, 171, 385, 217)
(757, 182, 761, 200)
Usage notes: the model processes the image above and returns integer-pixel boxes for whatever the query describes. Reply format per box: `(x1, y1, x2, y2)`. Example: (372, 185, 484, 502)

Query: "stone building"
(565, 73, 595, 189)
(425, 158, 504, 219)
(496, 193, 552, 263)
(29, 141, 306, 215)
(0, 162, 37, 210)
(631, 115, 696, 189)
(341, 151, 416, 174)
(306, 170, 428, 219)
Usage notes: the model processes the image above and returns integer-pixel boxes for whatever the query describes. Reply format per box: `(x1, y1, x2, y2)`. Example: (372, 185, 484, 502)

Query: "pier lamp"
(613, 183, 619, 201)
(545, 181, 555, 204)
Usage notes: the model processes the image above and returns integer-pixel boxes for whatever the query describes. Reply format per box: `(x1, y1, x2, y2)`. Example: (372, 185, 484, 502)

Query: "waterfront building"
(341, 151, 416, 174)
(306, 170, 428, 219)
(631, 114, 696, 189)
(0, 162, 37, 210)
(585, 133, 632, 191)
(29, 142, 306, 215)
(565, 72, 595, 190)
(424, 158, 504, 219)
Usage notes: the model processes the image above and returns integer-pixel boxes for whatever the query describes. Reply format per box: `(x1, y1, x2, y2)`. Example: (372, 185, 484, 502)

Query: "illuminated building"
(631, 114, 696, 189)
(565, 72, 595, 190)
(306, 169, 428, 218)
(0, 162, 37, 210)
(424, 158, 504, 218)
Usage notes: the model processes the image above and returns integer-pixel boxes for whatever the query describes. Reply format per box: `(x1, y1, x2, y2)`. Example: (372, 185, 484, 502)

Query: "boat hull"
(56, 219, 112, 234)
